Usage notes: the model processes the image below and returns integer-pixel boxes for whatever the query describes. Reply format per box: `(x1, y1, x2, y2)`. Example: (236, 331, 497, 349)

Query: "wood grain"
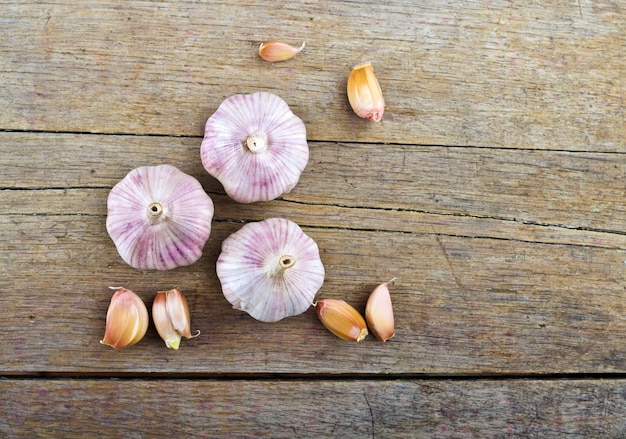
(1, 132, 624, 234)
(0, 128, 624, 375)
(3, 189, 625, 249)
(1, 0, 625, 435)
(1, 213, 624, 374)
(1, 1, 623, 150)
(2, 378, 626, 438)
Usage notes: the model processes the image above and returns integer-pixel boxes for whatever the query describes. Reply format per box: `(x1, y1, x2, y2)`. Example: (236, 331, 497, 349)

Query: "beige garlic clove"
(365, 278, 396, 342)
(152, 288, 199, 350)
(259, 41, 305, 62)
(100, 287, 149, 350)
(315, 299, 368, 342)
(347, 62, 385, 122)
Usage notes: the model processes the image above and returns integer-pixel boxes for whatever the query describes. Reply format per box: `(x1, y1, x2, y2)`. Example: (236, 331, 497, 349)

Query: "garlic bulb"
(216, 218, 325, 322)
(106, 164, 214, 270)
(200, 92, 309, 203)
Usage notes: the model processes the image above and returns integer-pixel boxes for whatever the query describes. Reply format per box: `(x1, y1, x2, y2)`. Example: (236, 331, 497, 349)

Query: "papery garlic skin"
(153, 288, 197, 350)
(100, 287, 149, 350)
(106, 164, 214, 270)
(315, 299, 368, 342)
(216, 218, 325, 322)
(259, 41, 305, 62)
(365, 279, 396, 342)
(200, 92, 309, 203)
(347, 62, 385, 122)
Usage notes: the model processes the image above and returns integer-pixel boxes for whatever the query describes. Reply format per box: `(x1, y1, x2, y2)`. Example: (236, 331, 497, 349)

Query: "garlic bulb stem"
(269, 254, 296, 277)
(147, 201, 164, 224)
(246, 134, 267, 153)
(278, 254, 296, 270)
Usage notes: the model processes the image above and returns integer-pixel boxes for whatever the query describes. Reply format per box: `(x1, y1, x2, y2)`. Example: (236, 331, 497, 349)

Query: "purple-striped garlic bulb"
(200, 92, 309, 203)
(216, 218, 325, 322)
(106, 164, 214, 270)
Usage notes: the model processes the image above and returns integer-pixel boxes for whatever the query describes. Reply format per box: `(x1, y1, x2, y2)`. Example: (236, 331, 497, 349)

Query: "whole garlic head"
(106, 164, 214, 270)
(216, 218, 325, 322)
(200, 92, 309, 203)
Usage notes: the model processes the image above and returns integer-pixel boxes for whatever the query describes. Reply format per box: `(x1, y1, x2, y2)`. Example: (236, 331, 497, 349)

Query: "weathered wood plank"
(1, 1, 623, 150)
(2, 189, 625, 249)
(1, 214, 624, 374)
(1, 129, 624, 374)
(2, 378, 626, 438)
(1, 1, 624, 434)
(1, 132, 624, 234)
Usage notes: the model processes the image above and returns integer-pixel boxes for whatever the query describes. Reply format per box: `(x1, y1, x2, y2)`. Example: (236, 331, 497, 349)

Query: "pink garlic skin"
(106, 164, 214, 270)
(216, 218, 325, 322)
(200, 92, 309, 203)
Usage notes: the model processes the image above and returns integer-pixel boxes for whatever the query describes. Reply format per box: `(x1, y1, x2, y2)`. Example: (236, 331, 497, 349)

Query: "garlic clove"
(106, 164, 214, 270)
(152, 291, 180, 349)
(216, 218, 325, 322)
(315, 299, 368, 342)
(100, 287, 149, 350)
(164, 287, 193, 339)
(347, 62, 385, 122)
(200, 92, 309, 203)
(259, 41, 305, 62)
(365, 278, 396, 342)
(152, 288, 198, 350)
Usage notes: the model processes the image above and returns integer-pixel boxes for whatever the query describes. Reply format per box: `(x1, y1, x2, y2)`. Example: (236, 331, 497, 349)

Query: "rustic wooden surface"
(1, 1, 624, 437)
(3, 379, 626, 438)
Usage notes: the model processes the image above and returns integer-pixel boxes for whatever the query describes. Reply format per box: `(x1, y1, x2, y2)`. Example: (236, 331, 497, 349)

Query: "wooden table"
(1, 1, 624, 437)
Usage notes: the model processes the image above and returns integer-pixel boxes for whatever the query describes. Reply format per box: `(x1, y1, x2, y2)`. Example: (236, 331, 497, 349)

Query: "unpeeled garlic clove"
(365, 278, 396, 342)
(315, 299, 368, 342)
(259, 41, 305, 62)
(347, 62, 385, 122)
(152, 288, 199, 350)
(100, 287, 149, 350)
